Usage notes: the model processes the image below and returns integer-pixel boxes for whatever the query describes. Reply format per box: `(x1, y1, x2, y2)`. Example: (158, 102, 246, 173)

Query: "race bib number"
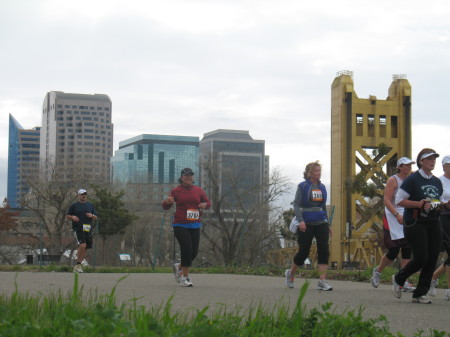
(186, 209, 200, 220)
(429, 199, 441, 211)
(83, 224, 91, 232)
(312, 189, 323, 202)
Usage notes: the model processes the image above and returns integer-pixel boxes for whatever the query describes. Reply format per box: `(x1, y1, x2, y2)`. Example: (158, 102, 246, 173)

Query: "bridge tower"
(330, 71, 412, 268)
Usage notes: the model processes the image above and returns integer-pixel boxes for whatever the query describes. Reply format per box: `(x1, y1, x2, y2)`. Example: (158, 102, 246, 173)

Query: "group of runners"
(284, 149, 450, 305)
(64, 149, 450, 303)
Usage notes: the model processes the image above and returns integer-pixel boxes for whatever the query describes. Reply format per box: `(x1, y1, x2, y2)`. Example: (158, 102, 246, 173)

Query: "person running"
(285, 161, 332, 290)
(371, 157, 415, 292)
(428, 154, 450, 301)
(66, 189, 97, 273)
(393, 148, 448, 304)
(162, 168, 210, 287)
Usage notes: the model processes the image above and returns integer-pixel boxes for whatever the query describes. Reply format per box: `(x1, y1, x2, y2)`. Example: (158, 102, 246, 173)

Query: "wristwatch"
(393, 212, 399, 217)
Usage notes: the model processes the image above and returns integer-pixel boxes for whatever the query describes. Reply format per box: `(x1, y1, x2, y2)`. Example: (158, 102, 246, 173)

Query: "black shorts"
(383, 228, 410, 249)
(74, 230, 93, 249)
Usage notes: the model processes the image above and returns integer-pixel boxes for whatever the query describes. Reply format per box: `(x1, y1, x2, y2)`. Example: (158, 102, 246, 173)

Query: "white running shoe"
(181, 277, 193, 287)
(445, 289, 450, 301)
(412, 296, 432, 304)
(73, 264, 83, 273)
(427, 279, 438, 297)
(285, 269, 294, 288)
(318, 279, 333, 291)
(172, 263, 182, 283)
(391, 274, 402, 298)
(370, 267, 381, 288)
(402, 281, 415, 293)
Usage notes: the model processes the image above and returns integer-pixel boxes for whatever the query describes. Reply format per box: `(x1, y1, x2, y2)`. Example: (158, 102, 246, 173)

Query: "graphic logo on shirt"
(421, 185, 440, 199)
(312, 189, 323, 202)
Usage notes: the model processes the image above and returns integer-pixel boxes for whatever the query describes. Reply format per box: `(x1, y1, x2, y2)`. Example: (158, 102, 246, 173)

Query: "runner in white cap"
(428, 155, 450, 301)
(371, 157, 415, 292)
(393, 148, 449, 304)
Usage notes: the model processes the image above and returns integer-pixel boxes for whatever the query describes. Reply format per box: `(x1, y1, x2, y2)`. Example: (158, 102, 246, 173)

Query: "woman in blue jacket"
(285, 161, 332, 290)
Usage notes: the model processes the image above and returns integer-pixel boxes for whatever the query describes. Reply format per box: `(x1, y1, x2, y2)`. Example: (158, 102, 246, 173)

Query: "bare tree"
(0, 198, 21, 264)
(18, 160, 93, 259)
(201, 154, 291, 266)
(118, 181, 175, 267)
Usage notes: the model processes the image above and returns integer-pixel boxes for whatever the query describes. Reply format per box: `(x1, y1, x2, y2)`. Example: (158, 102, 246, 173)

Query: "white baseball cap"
(397, 157, 415, 167)
(77, 189, 87, 195)
(442, 155, 450, 165)
(420, 152, 439, 161)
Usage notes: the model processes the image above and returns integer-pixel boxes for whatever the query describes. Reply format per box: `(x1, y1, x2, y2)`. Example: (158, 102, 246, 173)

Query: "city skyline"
(1, 1, 450, 205)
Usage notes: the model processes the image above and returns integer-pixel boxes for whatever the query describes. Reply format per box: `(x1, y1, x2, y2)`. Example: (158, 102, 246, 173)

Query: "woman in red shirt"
(162, 168, 211, 287)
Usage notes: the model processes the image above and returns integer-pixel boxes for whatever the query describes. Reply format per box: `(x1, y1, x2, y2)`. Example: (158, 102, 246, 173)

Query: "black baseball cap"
(181, 168, 194, 176)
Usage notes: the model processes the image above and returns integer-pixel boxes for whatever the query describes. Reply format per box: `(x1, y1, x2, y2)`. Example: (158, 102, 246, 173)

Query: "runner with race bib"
(162, 168, 211, 287)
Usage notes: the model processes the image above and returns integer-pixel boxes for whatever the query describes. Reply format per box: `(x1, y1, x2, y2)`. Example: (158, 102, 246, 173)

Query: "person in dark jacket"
(284, 161, 332, 290)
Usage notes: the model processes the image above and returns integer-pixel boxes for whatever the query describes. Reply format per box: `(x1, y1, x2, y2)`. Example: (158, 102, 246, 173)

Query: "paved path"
(0, 272, 448, 336)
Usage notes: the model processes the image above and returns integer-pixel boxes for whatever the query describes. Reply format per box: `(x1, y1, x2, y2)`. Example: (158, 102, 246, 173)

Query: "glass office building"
(7, 114, 41, 208)
(200, 129, 269, 208)
(111, 134, 200, 184)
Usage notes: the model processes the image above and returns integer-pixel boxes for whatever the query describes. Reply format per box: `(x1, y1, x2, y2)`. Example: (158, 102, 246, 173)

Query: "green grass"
(0, 274, 449, 337)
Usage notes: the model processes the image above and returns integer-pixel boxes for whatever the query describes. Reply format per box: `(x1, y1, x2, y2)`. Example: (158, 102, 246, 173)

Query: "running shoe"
(370, 267, 381, 288)
(318, 279, 333, 291)
(285, 269, 294, 288)
(427, 279, 438, 297)
(391, 274, 402, 298)
(402, 281, 415, 293)
(172, 263, 182, 283)
(181, 277, 193, 287)
(73, 264, 83, 273)
(412, 296, 432, 304)
(445, 289, 450, 301)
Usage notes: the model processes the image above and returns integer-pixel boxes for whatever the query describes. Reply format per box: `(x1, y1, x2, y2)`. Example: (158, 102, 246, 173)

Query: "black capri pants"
(293, 222, 330, 266)
(174, 226, 200, 267)
(440, 214, 450, 266)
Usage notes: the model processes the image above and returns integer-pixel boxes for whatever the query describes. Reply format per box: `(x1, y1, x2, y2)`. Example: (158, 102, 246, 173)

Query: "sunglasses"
(80, 193, 87, 196)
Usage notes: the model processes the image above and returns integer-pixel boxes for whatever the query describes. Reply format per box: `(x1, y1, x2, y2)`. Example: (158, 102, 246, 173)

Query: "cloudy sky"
(1, 0, 450, 206)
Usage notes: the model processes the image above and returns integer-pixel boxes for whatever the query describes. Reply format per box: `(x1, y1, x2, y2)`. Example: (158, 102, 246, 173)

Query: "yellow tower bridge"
(268, 71, 412, 269)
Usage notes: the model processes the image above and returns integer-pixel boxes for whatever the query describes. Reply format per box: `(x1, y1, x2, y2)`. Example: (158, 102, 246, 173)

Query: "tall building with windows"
(7, 114, 41, 208)
(111, 134, 199, 206)
(200, 129, 269, 208)
(40, 91, 113, 182)
(111, 134, 200, 184)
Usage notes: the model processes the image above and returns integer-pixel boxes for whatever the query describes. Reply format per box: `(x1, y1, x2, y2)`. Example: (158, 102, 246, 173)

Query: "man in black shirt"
(66, 189, 97, 273)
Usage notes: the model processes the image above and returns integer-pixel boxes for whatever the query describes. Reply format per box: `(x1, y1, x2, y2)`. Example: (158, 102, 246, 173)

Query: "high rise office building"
(7, 114, 41, 208)
(200, 129, 269, 208)
(40, 91, 113, 182)
(111, 134, 199, 196)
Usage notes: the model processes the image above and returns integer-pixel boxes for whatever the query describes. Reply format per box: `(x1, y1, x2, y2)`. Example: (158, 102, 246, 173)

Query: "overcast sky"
(1, 0, 450, 206)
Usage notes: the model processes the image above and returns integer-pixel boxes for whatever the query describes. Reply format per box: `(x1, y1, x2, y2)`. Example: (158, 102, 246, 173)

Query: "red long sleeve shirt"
(162, 185, 211, 225)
